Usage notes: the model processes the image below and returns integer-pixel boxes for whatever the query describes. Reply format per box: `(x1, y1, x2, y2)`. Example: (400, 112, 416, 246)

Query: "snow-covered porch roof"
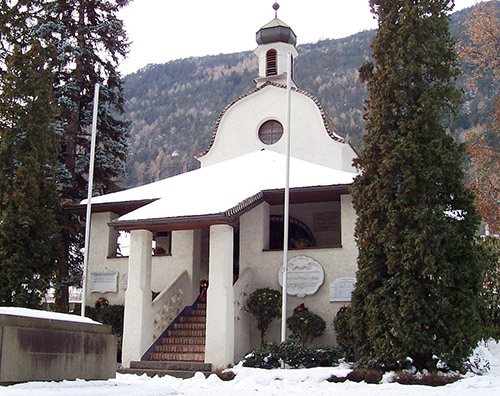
(81, 150, 358, 231)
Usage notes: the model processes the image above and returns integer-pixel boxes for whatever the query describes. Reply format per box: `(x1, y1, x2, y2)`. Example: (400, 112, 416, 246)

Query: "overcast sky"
(118, 0, 481, 75)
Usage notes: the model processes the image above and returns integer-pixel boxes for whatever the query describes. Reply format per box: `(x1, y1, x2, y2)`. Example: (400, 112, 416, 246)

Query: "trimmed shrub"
(245, 288, 281, 345)
(333, 306, 355, 360)
(287, 305, 326, 346)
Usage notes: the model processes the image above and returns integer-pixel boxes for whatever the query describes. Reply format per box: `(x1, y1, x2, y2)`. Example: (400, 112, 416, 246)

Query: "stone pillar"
(122, 229, 153, 367)
(205, 224, 235, 367)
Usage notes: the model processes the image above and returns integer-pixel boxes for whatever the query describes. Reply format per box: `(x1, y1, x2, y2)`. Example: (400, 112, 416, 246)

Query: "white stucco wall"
(253, 41, 299, 87)
(237, 195, 358, 357)
(87, 215, 201, 307)
(198, 85, 357, 173)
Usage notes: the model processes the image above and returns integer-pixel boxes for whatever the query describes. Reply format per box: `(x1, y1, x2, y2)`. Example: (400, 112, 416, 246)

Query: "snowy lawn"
(2, 340, 500, 396)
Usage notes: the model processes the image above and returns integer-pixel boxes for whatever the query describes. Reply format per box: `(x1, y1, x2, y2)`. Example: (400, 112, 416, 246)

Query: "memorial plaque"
(278, 256, 324, 298)
(90, 271, 118, 293)
(329, 277, 356, 302)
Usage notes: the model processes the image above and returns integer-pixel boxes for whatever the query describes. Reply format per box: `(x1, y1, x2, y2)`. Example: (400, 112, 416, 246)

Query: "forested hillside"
(122, 6, 496, 187)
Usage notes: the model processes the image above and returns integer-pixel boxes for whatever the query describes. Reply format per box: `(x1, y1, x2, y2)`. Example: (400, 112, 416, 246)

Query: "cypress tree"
(349, 0, 482, 372)
(0, 40, 62, 307)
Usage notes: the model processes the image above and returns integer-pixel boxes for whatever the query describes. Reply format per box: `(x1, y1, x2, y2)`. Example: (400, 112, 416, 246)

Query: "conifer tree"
(0, 40, 62, 307)
(349, 0, 482, 372)
(39, 0, 130, 310)
(0, 0, 130, 310)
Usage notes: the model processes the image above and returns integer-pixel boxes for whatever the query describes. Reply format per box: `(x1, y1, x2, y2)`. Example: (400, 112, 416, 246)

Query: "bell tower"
(254, 2, 298, 87)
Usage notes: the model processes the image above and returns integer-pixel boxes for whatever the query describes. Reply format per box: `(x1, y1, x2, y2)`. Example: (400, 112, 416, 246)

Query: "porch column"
(205, 224, 235, 367)
(122, 229, 153, 367)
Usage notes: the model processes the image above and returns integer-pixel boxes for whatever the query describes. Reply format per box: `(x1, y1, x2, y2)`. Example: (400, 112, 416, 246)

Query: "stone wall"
(0, 314, 116, 384)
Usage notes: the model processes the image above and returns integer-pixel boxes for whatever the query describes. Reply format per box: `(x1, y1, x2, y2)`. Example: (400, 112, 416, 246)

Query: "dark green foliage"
(0, 1, 130, 311)
(39, 0, 131, 310)
(242, 341, 341, 369)
(84, 304, 124, 362)
(0, 38, 62, 307)
(333, 306, 355, 360)
(349, 0, 482, 372)
(245, 288, 281, 345)
(477, 236, 500, 339)
(287, 307, 326, 346)
(85, 304, 124, 336)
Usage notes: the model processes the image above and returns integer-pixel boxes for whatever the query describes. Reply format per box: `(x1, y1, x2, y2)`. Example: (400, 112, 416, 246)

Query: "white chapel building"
(79, 7, 359, 370)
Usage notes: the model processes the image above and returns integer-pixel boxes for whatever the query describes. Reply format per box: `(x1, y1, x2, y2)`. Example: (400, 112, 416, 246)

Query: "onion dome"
(256, 2, 297, 46)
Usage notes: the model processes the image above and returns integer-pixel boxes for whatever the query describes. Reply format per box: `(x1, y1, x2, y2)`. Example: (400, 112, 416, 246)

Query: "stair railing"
(233, 267, 254, 360)
(233, 267, 254, 322)
(151, 270, 190, 340)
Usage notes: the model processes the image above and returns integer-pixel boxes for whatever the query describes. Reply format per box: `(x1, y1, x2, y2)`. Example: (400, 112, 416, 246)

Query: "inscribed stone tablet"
(278, 256, 324, 298)
(330, 277, 356, 302)
(90, 271, 118, 293)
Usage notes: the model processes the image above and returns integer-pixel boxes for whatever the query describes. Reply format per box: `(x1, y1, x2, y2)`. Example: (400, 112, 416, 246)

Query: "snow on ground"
(2, 340, 500, 396)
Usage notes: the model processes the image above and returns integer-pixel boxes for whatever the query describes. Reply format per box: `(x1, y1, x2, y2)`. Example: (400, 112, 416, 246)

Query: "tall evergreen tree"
(39, 0, 130, 310)
(0, 0, 130, 310)
(349, 0, 482, 372)
(0, 39, 62, 307)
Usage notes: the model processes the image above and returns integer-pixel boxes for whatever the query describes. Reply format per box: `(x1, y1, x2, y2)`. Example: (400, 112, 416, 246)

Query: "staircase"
(119, 300, 212, 378)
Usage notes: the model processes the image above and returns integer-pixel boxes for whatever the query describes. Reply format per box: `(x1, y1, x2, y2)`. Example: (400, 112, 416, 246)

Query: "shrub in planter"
(287, 304, 326, 346)
(245, 288, 281, 345)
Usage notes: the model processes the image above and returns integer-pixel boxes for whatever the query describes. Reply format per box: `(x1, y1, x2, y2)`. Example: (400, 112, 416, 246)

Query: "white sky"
(118, 0, 481, 75)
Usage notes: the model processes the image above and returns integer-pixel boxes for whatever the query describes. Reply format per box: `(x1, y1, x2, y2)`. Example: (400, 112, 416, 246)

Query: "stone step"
(190, 309, 206, 316)
(130, 360, 212, 372)
(117, 367, 208, 379)
(162, 336, 205, 345)
(168, 329, 205, 337)
(155, 344, 205, 353)
(196, 303, 206, 310)
(180, 316, 206, 323)
(174, 322, 206, 330)
(150, 352, 205, 361)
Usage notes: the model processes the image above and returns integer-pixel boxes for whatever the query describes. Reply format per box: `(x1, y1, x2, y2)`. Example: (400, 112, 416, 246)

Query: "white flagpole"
(81, 83, 100, 317)
(281, 53, 292, 344)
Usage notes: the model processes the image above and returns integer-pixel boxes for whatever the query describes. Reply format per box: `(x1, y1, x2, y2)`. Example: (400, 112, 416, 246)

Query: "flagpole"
(281, 52, 292, 344)
(81, 83, 100, 317)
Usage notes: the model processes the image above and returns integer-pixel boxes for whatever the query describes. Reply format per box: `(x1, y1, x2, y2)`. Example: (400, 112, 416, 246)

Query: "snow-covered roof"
(83, 150, 357, 226)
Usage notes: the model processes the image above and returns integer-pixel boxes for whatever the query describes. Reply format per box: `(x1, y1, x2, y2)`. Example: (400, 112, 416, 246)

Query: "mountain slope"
(122, 5, 495, 187)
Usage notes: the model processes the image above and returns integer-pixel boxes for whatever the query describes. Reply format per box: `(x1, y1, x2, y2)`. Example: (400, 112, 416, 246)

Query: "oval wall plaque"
(278, 256, 325, 298)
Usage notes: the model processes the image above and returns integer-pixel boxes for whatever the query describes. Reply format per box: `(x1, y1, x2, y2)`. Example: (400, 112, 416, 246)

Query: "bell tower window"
(266, 49, 277, 76)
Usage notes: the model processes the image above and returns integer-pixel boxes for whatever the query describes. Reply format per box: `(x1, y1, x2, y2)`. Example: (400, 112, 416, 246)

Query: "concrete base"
(0, 313, 116, 384)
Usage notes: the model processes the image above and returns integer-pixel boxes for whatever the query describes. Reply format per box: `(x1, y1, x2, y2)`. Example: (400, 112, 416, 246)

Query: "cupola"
(254, 2, 298, 87)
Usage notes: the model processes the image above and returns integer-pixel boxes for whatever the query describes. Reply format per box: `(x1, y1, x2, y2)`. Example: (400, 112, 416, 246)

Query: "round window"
(258, 120, 283, 145)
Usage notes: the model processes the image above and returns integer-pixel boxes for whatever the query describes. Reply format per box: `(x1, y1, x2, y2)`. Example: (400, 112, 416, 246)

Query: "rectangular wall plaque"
(330, 277, 356, 302)
(90, 271, 118, 293)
